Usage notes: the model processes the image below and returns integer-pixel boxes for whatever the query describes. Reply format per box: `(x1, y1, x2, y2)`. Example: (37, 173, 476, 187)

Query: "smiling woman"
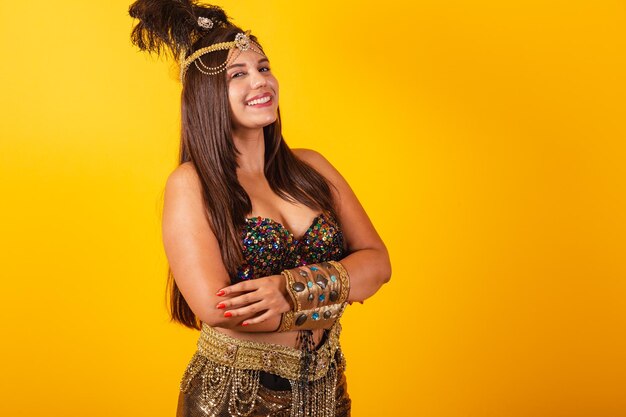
(128, 1, 391, 416)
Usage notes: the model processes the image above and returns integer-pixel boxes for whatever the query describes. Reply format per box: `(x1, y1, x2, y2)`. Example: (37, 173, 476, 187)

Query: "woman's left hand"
(215, 274, 292, 325)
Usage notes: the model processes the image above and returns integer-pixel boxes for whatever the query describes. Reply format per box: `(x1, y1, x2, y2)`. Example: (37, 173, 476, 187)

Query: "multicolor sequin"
(234, 211, 345, 283)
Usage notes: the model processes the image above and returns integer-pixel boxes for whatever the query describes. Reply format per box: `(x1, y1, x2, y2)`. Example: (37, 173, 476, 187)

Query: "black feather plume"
(128, 0, 230, 61)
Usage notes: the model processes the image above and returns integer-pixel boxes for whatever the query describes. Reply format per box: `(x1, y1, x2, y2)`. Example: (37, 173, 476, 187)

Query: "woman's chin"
(244, 116, 278, 129)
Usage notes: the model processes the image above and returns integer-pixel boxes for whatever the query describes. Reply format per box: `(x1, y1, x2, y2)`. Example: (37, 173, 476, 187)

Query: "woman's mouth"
(246, 95, 273, 107)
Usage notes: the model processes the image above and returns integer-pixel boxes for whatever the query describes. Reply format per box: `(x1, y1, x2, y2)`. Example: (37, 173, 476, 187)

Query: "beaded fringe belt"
(179, 321, 346, 417)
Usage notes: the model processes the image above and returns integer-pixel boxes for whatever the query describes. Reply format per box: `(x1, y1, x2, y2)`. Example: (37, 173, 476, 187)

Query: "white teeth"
(247, 96, 271, 106)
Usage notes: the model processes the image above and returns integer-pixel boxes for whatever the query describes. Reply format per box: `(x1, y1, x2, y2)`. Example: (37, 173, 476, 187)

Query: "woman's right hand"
(215, 274, 293, 326)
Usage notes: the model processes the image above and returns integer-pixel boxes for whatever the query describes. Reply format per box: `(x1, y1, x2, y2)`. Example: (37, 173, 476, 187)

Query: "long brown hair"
(129, 1, 338, 329)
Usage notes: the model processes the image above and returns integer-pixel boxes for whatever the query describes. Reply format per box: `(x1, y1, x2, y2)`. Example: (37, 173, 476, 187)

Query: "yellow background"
(1, 1, 625, 416)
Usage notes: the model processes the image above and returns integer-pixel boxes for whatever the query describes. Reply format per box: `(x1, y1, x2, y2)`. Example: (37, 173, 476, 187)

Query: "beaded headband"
(179, 29, 265, 83)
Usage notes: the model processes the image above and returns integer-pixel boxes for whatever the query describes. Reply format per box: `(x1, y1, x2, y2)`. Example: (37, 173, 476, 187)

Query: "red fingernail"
(241, 322, 248, 326)
(224, 311, 232, 318)
(216, 303, 226, 309)
(216, 290, 226, 296)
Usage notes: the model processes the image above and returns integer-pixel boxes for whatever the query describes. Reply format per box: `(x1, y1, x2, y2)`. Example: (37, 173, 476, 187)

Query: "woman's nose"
(250, 71, 266, 89)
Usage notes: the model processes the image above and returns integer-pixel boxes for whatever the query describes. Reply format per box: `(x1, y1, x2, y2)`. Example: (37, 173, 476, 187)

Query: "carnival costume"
(176, 211, 352, 417)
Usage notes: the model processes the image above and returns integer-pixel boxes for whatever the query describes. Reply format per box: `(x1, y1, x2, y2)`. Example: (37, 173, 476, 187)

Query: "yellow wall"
(1, 1, 625, 416)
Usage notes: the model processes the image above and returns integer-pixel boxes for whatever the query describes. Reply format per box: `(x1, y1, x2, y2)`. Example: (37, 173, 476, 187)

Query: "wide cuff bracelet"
(284, 261, 349, 311)
(277, 260, 350, 332)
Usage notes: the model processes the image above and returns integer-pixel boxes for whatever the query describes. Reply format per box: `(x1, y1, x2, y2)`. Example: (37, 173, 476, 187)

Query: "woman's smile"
(245, 92, 273, 107)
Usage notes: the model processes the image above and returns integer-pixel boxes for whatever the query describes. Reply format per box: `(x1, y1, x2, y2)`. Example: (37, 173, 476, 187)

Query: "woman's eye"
(259, 67, 271, 72)
(231, 72, 245, 78)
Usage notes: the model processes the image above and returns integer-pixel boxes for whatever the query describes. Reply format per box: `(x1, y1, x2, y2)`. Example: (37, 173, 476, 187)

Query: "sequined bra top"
(234, 211, 345, 283)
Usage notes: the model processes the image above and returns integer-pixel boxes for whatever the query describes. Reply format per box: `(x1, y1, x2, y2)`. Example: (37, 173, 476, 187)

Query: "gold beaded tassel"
(180, 353, 262, 417)
(200, 363, 233, 414)
(194, 48, 241, 75)
(228, 368, 261, 416)
(179, 351, 208, 393)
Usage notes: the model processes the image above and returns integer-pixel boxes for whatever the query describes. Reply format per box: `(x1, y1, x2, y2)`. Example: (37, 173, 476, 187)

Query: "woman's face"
(226, 49, 279, 132)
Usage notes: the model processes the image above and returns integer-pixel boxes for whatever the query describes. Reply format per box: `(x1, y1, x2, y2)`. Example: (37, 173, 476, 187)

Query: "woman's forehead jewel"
(179, 30, 266, 82)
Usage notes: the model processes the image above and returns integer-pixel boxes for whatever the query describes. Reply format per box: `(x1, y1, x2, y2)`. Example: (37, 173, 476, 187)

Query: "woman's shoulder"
(292, 147, 326, 164)
(166, 161, 200, 190)
(292, 148, 345, 187)
(162, 161, 210, 238)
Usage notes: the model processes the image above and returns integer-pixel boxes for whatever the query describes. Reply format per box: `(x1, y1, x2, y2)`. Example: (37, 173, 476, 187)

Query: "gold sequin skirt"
(176, 322, 351, 417)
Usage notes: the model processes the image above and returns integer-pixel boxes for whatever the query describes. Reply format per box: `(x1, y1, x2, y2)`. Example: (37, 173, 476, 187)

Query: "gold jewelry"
(277, 261, 351, 332)
(281, 270, 300, 311)
(292, 303, 347, 331)
(178, 30, 265, 83)
(276, 309, 294, 332)
(194, 321, 342, 381)
(180, 322, 347, 416)
(277, 270, 296, 332)
(197, 16, 213, 30)
(328, 260, 350, 304)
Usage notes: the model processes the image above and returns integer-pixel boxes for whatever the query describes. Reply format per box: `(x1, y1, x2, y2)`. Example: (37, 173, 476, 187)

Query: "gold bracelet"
(277, 261, 352, 332)
(281, 270, 301, 311)
(286, 264, 336, 312)
(277, 271, 297, 333)
(276, 310, 294, 333)
(292, 302, 347, 330)
(328, 260, 350, 303)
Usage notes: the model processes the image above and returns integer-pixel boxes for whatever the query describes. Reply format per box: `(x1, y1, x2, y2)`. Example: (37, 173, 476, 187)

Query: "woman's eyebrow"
(227, 58, 270, 70)
(227, 63, 245, 70)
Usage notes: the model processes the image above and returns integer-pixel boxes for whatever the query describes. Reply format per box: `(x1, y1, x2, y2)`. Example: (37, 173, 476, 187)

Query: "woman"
(128, 1, 391, 416)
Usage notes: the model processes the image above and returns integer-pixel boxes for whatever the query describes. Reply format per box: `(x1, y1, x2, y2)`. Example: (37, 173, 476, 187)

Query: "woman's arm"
(292, 148, 392, 302)
(162, 162, 291, 332)
(219, 148, 392, 325)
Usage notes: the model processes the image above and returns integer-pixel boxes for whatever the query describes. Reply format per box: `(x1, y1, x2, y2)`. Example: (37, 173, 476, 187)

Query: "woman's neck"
(233, 127, 265, 176)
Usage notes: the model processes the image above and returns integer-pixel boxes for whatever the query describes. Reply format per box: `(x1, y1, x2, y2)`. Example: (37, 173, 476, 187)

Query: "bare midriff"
(212, 326, 326, 349)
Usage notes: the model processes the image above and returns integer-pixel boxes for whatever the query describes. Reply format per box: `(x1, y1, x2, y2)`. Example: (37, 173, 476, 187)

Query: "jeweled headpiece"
(197, 16, 213, 29)
(179, 30, 265, 83)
